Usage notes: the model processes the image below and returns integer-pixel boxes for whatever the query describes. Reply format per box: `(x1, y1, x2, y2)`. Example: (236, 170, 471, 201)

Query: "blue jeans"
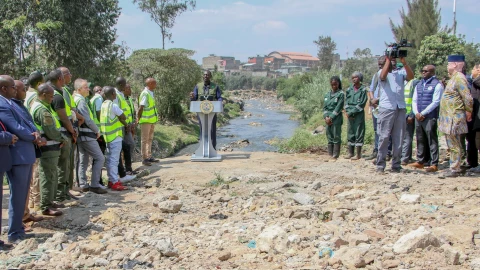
(106, 140, 122, 184)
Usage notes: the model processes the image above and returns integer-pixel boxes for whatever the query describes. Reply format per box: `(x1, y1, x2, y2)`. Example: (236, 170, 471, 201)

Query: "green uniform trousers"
(347, 112, 366, 147)
(39, 155, 60, 211)
(56, 139, 72, 201)
(326, 123, 342, 145)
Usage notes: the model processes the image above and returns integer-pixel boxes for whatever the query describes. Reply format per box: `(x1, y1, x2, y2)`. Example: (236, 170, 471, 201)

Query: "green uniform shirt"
(323, 90, 345, 125)
(345, 84, 368, 117)
(32, 100, 67, 158)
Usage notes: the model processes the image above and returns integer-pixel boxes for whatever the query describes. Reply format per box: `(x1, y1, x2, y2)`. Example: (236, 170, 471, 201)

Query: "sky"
(116, 0, 479, 64)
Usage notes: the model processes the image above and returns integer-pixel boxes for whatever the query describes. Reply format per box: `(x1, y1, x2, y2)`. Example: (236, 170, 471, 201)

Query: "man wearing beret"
(439, 55, 474, 177)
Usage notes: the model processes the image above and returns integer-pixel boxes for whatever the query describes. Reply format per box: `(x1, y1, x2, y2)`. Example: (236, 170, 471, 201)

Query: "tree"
(341, 48, 378, 85)
(127, 48, 201, 122)
(0, 0, 123, 85)
(389, 0, 448, 71)
(314, 35, 337, 71)
(416, 32, 464, 78)
(133, 0, 196, 49)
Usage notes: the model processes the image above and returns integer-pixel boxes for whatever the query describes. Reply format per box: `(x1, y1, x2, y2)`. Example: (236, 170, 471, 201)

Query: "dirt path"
(2, 151, 480, 269)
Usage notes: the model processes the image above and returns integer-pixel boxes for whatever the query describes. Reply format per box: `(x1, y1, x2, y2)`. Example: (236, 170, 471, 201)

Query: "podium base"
(191, 154, 223, 162)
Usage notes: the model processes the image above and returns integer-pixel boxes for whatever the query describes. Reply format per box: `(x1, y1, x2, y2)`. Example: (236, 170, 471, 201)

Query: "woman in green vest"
(345, 72, 368, 160)
(323, 76, 344, 160)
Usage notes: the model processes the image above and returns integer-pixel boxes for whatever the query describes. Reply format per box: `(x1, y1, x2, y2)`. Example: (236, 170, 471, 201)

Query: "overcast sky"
(116, 0, 478, 63)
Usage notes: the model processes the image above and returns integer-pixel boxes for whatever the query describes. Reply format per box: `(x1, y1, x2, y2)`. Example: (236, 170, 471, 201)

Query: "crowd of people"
(0, 68, 161, 249)
(323, 54, 480, 178)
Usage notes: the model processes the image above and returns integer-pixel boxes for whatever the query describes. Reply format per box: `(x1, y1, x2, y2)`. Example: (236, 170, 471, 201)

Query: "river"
(175, 99, 299, 155)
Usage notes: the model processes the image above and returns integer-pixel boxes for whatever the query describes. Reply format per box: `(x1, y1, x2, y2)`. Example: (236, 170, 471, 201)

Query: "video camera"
(385, 38, 412, 58)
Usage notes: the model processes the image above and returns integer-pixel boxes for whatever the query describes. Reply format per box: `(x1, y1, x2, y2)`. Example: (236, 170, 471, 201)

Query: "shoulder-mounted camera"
(385, 38, 412, 58)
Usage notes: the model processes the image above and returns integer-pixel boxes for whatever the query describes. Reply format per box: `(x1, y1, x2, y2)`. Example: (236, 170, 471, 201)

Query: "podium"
(190, 101, 223, 161)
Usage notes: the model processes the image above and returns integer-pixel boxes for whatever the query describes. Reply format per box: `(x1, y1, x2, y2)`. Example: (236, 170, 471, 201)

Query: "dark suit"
(0, 120, 13, 245)
(0, 96, 36, 241)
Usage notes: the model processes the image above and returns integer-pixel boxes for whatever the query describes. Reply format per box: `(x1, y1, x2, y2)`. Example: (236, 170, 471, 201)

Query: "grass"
(152, 123, 200, 158)
(206, 171, 227, 187)
(276, 111, 375, 155)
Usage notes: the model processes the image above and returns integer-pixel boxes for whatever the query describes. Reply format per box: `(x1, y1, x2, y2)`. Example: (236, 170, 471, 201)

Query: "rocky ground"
(2, 151, 480, 269)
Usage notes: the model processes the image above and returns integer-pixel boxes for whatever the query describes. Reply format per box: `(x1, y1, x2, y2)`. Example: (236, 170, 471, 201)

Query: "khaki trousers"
(23, 159, 40, 220)
(141, 123, 155, 160)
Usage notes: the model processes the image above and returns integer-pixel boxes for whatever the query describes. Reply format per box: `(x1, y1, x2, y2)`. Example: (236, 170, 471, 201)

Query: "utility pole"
(453, 0, 457, 36)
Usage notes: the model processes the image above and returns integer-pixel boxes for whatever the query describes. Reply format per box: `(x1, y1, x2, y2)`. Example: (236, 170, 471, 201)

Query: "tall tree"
(389, 0, 448, 70)
(133, 0, 196, 49)
(341, 48, 378, 85)
(416, 32, 464, 78)
(127, 48, 201, 122)
(313, 35, 337, 71)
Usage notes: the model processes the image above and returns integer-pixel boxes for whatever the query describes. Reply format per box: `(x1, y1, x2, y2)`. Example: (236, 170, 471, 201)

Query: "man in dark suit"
(0, 75, 45, 243)
(0, 120, 16, 250)
(12, 80, 45, 226)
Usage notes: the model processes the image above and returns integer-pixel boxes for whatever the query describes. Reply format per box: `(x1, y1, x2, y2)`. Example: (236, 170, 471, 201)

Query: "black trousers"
(415, 118, 439, 166)
(464, 121, 478, 168)
(118, 140, 132, 178)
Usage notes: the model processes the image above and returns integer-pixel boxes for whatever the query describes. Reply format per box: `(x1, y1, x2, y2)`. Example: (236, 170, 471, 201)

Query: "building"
(202, 54, 238, 70)
(266, 51, 319, 69)
(247, 55, 265, 70)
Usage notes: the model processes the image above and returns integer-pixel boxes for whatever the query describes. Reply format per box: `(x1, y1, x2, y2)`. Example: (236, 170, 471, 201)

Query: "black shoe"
(148, 157, 160, 163)
(365, 151, 377, 160)
(142, 159, 152, 166)
(0, 242, 13, 250)
(391, 167, 403, 173)
(89, 187, 108, 194)
(8, 233, 36, 243)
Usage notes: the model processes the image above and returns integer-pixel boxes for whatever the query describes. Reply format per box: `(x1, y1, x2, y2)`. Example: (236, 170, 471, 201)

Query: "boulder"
(393, 226, 440, 254)
(257, 225, 287, 254)
(292, 193, 314, 205)
(399, 194, 421, 204)
(335, 245, 370, 269)
(155, 200, 183, 213)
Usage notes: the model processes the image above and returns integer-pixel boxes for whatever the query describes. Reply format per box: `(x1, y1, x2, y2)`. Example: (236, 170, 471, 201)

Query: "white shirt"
(94, 94, 103, 112)
(140, 87, 154, 106)
(113, 88, 124, 106)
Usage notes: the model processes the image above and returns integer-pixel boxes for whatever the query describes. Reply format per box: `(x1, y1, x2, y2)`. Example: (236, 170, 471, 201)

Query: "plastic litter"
(247, 240, 256, 249)
(421, 204, 439, 213)
(319, 247, 334, 258)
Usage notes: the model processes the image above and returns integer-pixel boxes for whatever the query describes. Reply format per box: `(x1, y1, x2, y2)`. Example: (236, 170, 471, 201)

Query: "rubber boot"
(365, 150, 377, 160)
(351, 146, 362, 160)
(345, 145, 354, 159)
(327, 144, 334, 157)
(331, 144, 341, 160)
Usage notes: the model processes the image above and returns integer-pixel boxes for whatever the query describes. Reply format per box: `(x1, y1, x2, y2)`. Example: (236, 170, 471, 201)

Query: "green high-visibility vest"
(30, 101, 62, 146)
(100, 100, 123, 143)
(73, 93, 98, 136)
(404, 80, 414, 114)
(116, 90, 132, 124)
(139, 89, 158, 124)
(54, 89, 72, 119)
(90, 94, 102, 121)
(196, 82, 218, 101)
(126, 97, 135, 124)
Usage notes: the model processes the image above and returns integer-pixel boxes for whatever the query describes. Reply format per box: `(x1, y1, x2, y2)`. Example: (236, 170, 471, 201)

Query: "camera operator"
(374, 53, 414, 173)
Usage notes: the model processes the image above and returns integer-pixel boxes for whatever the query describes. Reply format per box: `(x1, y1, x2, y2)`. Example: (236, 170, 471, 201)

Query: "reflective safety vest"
(115, 90, 132, 124)
(73, 94, 98, 138)
(30, 101, 62, 151)
(100, 100, 123, 143)
(54, 89, 72, 119)
(126, 97, 135, 124)
(63, 86, 76, 119)
(139, 89, 158, 124)
(25, 90, 37, 110)
(404, 80, 414, 114)
(196, 82, 218, 101)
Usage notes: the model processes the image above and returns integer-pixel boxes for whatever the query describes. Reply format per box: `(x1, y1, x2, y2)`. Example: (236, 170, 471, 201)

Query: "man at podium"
(190, 70, 223, 149)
